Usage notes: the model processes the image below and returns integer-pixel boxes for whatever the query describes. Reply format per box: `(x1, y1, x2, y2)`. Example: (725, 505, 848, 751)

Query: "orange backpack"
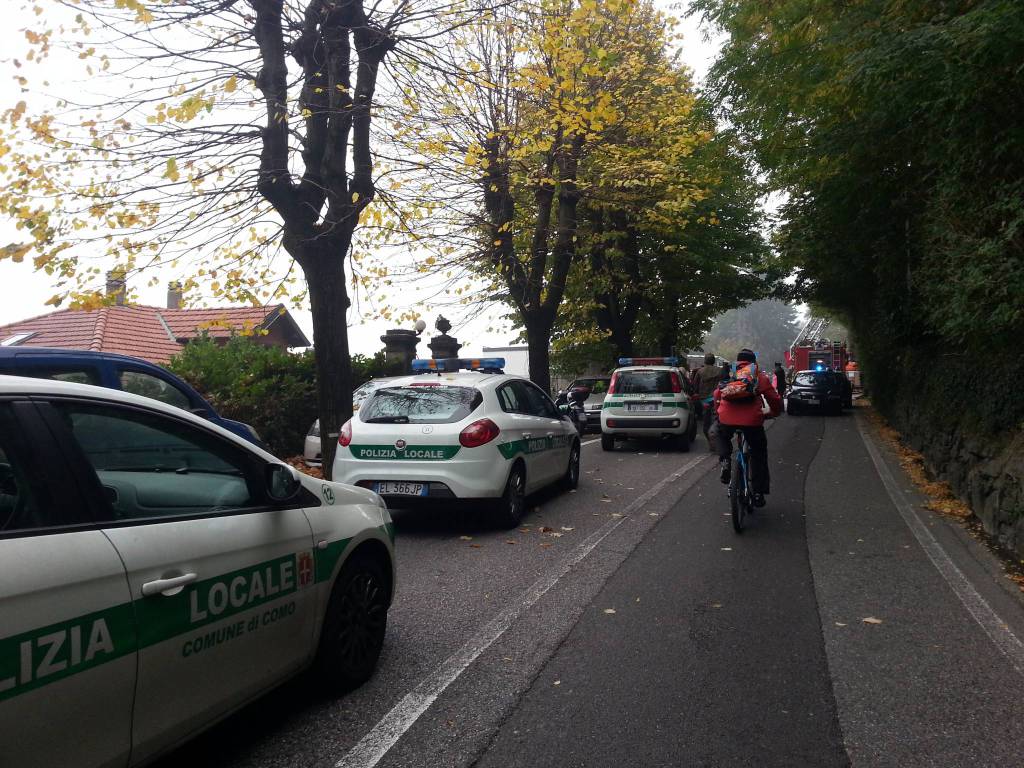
(720, 363, 760, 401)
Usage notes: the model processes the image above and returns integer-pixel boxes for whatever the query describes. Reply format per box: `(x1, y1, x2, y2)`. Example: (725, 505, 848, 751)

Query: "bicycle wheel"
(730, 454, 747, 533)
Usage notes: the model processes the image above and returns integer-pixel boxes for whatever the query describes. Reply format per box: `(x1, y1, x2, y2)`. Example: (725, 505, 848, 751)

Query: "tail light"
(608, 372, 620, 394)
(669, 372, 683, 394)
(459, 418, 500, 448)
(338, 419, 352, 447)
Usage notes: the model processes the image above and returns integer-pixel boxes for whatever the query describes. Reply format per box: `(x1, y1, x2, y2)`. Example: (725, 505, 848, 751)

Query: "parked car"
(786, 369, 851, 414)
(0, 347, 261, 444)
(304, 377, 403, 467)
(332, 358, 580, 527)
(0, 374, 394, 768)
(555, 376, 611, 432)
(600, 357, 698, 451)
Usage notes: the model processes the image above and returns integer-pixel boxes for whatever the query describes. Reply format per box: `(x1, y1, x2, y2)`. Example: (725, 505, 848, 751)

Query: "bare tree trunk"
(302, 255, 351, 478)
(525, 317, 554, 394)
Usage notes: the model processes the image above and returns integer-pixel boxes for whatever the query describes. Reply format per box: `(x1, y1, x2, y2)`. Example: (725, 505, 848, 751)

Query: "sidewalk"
(806, 412, 1024, 766)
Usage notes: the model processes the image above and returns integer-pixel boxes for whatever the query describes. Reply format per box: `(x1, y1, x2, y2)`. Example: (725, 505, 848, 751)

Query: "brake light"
(338, 419, 352, 447)
(459, 418, 500, 448)
(670, 372, 683, 393)
(608, 372, 620, 394)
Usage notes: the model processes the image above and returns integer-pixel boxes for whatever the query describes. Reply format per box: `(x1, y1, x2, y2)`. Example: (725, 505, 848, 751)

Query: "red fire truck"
(786, 317, 852, 373)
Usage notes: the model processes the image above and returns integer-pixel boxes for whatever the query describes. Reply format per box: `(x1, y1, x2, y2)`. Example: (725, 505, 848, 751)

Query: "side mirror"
(265, 463, 302, 503)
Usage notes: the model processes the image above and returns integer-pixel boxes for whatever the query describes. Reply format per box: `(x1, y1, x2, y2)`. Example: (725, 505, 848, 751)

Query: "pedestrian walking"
(694, 353, 723, 451)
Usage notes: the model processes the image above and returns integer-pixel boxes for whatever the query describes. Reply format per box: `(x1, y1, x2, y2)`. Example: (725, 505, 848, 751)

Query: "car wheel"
(675, 431, 691, 452)
(561, 441, 581, 491)
(601, 432, 615, 451)
(313, 554, 389, 692)
(494, 463, 526, 528)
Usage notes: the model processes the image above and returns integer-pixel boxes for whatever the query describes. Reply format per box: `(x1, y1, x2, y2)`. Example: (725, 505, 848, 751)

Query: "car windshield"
(361, 385, 481, 424)
(572, 378, 610, 395)
(614, 370, 673, 394)
(795, 372, 833, 387)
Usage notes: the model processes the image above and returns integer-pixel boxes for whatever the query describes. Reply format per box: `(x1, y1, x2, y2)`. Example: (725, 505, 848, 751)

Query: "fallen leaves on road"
(862, 616, 883, 625)
(506, 540, 517, 545)
(721, 547, 732, 552)
(459, 535, 473, 541)
(553, 680, 561, 686)
(603, 608, 616, 614)
(540, 542, 553, 548)
(711, 602, 723, 609)
(835, 622, 847, 627)
(540, 526, 555, 533)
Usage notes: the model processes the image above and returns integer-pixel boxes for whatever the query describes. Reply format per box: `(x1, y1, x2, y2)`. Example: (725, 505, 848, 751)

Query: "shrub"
(168, 337, 318, 458)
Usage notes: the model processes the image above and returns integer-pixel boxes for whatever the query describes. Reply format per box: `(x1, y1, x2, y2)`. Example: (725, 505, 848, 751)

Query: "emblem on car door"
(395, 439, 407, 450)
(421, 425, 434, 435)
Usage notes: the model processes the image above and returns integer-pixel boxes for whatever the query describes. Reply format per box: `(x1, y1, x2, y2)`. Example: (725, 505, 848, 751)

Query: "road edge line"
(335, 454, 711, 768)
(856, 415, 1024, 675)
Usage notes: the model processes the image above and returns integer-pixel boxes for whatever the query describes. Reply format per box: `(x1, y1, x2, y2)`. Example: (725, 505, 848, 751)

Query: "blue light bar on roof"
(411, 357, 505, 373)
(618, 357, 679, 367)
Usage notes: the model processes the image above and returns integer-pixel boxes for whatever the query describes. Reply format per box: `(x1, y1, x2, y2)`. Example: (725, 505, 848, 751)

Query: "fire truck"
(786, 317, 852, 374)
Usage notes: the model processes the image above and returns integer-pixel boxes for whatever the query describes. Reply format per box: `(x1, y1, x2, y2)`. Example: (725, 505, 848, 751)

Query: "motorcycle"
(556, 386, 591, 436)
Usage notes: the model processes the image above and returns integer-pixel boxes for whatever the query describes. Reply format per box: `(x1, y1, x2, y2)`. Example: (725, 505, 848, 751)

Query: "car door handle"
(142, 573, 198, 597)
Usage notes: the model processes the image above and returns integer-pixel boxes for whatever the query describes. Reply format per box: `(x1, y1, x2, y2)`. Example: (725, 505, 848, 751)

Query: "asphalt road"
(160, 411, 1024, 768)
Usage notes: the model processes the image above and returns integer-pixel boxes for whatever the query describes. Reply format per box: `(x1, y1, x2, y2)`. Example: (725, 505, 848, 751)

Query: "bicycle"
(729, 430, 755, 533)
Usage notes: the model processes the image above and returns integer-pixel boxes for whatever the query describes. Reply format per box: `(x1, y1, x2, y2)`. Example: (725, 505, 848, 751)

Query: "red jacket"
(714, 362, 783, 427)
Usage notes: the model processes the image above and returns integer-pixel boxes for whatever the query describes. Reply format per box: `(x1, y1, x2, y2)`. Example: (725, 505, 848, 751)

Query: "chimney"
(167, 280, 184, 309)
(105, 270, 126, 306)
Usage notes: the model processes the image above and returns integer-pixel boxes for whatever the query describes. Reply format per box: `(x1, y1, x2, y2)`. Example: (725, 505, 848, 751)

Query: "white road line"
(581, 437, 600, 446)
(856, 417, 1024, 676)
(335, 453, 712, 768)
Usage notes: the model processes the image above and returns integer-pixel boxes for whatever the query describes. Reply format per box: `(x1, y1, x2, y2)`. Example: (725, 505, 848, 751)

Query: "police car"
(600, 357, 699, 451)
(0, 376, 395, 768)
(332, 358, 581, 527)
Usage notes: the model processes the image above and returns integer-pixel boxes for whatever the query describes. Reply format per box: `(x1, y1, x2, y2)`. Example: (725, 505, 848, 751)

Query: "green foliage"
(168, 339, 391, 457)
(696, 0, 1024, 354)
(168, 337, 318, 458)
(696, 0, 1024, 438)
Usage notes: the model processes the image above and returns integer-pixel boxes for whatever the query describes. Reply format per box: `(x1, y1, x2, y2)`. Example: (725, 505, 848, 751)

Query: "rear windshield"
(361, 385, 481, 424)
(794, 372, 833, 387)
(613, 370, 673, 394)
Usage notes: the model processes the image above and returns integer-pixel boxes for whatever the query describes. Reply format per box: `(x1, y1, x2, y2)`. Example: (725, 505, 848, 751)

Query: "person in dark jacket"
(773, 362, 787, 399)
(694, 353, 723, 451)
(715, 349, 783, 507)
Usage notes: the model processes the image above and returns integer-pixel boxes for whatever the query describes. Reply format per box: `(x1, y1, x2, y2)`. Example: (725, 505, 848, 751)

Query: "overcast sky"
(0, 1, 724, 356)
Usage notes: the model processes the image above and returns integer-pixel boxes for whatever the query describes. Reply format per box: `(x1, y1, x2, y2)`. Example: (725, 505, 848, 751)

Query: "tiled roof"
(0, 304, 305, 365)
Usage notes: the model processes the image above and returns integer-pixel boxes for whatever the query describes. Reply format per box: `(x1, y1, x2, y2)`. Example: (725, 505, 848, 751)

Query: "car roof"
(612, 365, 681, 372)
(0, 374, 278, 462)
(375, 371, 523, 389)
(0, 345, 164, 368)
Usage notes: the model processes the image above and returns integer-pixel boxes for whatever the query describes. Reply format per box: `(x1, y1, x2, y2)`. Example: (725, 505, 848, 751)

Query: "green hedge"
(167, 337, 318, 457)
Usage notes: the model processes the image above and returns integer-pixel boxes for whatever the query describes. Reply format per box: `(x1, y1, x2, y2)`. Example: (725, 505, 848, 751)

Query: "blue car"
(0, 347, 261, 444)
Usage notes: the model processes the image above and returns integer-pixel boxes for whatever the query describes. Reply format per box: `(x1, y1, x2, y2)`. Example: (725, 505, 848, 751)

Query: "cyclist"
(715, 349, 782, 507)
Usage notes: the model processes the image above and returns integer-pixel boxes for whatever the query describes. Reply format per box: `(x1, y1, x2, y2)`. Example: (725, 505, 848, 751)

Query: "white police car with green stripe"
(332, 358, 581, 527)
(0, 375, 395, 768)
(600, 357, 699, 451)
